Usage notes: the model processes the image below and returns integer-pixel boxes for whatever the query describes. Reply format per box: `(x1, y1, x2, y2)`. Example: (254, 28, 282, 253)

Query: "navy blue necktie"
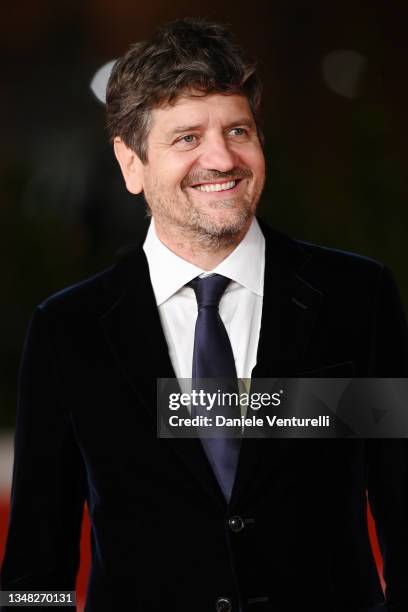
(189, 274, 241, 502)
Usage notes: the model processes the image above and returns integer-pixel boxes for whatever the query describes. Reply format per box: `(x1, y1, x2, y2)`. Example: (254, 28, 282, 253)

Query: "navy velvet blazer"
(1, 218, 408, 611)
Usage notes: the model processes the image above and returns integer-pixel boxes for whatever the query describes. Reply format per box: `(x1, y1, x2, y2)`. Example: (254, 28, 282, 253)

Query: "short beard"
(148, 191, 253, 251)
(179, 201, 252, 250)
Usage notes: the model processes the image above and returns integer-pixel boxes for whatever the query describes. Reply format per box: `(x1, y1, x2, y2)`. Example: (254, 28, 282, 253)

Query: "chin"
(194, 206, 252, 238)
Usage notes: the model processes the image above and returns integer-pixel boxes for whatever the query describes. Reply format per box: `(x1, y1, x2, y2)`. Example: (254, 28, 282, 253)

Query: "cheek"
(257, 156, 266, 180)
(237, 145, 265, 177)
(254, 153, 265, 181)
(158, 155, 196, 190)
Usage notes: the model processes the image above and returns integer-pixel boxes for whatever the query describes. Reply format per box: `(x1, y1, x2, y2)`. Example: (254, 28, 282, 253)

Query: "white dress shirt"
(143, 216, 265, 392)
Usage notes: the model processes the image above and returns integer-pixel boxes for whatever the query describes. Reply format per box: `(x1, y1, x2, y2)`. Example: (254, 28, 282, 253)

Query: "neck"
(152, 216, 253, 271)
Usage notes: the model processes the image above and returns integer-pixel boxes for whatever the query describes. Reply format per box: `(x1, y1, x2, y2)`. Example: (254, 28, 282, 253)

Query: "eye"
(176, 134, 197, 145)
(229, 127, 248, 136)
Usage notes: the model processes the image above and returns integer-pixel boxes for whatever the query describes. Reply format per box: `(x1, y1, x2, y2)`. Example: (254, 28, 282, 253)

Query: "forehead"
(150, 92, 254, 134)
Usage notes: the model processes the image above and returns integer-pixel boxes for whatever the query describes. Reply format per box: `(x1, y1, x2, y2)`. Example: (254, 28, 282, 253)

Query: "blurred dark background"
(1, 1, 407, 428)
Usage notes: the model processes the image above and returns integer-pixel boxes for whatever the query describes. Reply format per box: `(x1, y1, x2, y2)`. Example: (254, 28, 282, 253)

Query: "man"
(1, 18, 407, 612)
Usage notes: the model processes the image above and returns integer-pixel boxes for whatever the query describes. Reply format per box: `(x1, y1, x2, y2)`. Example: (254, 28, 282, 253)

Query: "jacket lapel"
(229, 219, 325, 508)
(99, 242, 226, 508)
(252, 218, 322, 377)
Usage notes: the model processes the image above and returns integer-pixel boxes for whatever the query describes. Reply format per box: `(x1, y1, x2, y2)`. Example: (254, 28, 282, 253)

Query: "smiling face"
(135, 92, 265, 247)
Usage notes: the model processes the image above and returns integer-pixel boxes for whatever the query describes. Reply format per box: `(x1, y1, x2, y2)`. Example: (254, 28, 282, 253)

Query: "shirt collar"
(143, 216, 265, 306)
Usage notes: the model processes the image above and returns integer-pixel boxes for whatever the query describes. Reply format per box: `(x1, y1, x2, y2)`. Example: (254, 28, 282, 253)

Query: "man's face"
(139, 92, 265, 241)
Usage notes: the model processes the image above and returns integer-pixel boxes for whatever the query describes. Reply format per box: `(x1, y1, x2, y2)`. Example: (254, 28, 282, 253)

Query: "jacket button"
(227, 515, 245, 533)
(215, 597, 232, 612)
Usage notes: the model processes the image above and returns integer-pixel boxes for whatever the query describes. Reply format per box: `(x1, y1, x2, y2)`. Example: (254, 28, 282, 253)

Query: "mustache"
(182, 167, 252, 188)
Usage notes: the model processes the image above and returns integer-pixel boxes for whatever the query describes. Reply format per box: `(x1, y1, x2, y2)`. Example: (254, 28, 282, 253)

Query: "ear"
(113, 137, 144, 194)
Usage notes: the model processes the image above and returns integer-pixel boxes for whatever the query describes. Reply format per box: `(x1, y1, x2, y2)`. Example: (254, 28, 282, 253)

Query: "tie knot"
(188, 274, 231, 310)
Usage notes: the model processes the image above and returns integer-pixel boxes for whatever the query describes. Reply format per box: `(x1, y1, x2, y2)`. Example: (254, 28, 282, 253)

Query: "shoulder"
(38, 266, 116, 319)
(297, 239, 385, 287)
(297, 240, 395, 315)
(37, 244, 144, 320)
(258, 216, 386, 291)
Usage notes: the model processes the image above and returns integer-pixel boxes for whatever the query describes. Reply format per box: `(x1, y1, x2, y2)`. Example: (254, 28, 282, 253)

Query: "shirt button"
(215, 597, 232, 612)
(227, 515, 245, 533)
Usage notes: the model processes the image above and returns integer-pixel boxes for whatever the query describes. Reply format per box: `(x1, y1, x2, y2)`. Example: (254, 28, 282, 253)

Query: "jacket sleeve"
(0, 306, 87, 609)
(366, 265, 408, 611)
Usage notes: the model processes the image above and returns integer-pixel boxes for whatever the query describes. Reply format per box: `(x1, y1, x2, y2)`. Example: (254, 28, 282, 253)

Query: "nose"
(199, 134, 237, 173)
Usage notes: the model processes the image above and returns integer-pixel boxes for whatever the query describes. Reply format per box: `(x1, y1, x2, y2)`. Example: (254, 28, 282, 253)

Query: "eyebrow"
(166, 117, 255, 139)
(167, 124, 202, 137)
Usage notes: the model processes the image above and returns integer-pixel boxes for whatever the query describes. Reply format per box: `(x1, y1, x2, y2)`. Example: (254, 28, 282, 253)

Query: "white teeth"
(194, 180, 236, 193)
